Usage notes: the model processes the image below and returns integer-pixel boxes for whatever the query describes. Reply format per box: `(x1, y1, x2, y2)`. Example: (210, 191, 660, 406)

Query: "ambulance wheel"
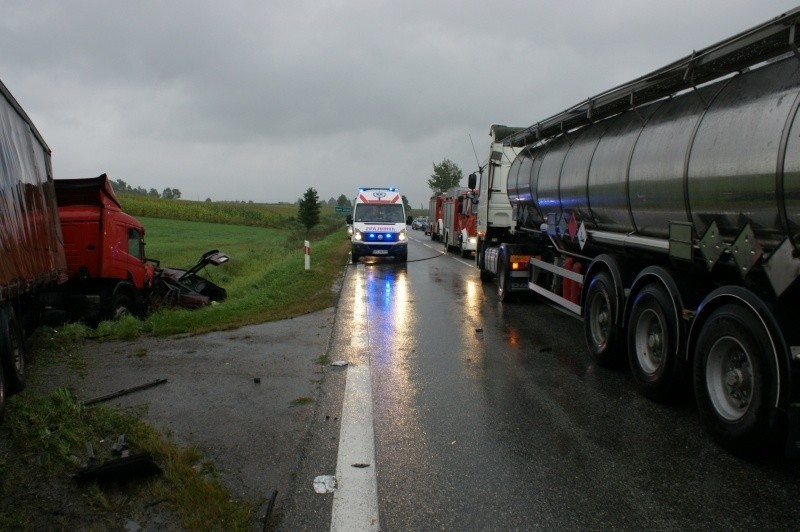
(0, 304, 26, 393)
(351, 251, 359, 264)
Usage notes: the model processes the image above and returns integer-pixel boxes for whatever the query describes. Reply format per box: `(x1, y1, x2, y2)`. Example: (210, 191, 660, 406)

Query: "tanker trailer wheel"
(0, 304, 26, 393)
(0, 359, 5, 423)
(693, 304, 780, 455)
(583, 271, 622, 367)
(627, 284, 685, 401)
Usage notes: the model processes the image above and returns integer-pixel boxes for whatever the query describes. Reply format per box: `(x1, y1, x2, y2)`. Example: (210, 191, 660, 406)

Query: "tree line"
(110, 179, 182, 200)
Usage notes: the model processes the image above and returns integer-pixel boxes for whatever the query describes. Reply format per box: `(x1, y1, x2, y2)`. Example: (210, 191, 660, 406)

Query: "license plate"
(373, 250, 388, 255)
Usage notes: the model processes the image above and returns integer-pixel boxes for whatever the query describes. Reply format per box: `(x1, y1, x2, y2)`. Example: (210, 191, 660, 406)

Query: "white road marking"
(331, 267, 380, 531)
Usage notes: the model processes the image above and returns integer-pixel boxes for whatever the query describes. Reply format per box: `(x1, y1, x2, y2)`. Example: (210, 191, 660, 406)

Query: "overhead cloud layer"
(1, 1, 796, 206)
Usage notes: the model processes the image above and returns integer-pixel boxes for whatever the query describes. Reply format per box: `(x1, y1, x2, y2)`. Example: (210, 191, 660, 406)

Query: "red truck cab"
(53, 175, 154, 321)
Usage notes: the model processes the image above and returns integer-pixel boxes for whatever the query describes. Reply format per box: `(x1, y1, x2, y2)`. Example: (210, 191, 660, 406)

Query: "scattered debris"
(475, 328, 483, 333)
(330, 360, 349, 367)
(539, 347, 553, 353)
(83, 378, 168, 406)
(73, 442, 162, 483)
(254, 377, 261, 384)
(262, 490, 278, 532)
(313, 475, 337, 493)
(351, 463, 370, 468)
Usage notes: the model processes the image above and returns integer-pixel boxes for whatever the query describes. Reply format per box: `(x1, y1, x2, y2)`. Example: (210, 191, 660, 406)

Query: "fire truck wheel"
(693, 304, 780, 456)
(111, 294, 135, 320)
(583, 271, 623, 367)
(0, 304, 26, 393)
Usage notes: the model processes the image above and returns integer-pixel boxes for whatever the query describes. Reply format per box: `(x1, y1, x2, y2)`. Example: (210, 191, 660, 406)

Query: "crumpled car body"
(152, 250, 229, 309)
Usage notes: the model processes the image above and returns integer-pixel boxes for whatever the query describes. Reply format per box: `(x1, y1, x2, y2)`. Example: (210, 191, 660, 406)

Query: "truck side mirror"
(346, 214, 353, 224)
(468, 172, 477, 189)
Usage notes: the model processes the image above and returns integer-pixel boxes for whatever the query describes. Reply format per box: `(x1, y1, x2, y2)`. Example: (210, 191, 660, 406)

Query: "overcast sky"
(1, 1, 798, 208)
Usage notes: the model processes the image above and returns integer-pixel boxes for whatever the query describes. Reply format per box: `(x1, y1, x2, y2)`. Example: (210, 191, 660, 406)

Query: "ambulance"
(346, 187, 412, 263)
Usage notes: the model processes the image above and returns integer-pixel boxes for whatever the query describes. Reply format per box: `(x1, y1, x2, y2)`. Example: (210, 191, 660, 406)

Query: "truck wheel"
(0, 360, 5, 423)
(0, 304, 26, 393)
(627, 284, 684, 401)
(693, 304, 780, 455)
(459, 240, 470, 258)
(497, 257, 514, 303)
(111, 293, 134, 320)
(583, 271, 622, 367)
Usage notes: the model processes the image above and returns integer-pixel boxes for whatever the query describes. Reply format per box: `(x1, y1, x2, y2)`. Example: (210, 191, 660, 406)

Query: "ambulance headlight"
(398, 229, 407, 241)
(354, 229, 362, 241)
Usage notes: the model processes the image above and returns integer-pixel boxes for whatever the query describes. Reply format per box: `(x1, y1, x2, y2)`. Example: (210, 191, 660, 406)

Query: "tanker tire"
(627, 284, 685, 401)
(583, 271, 623, 367)
(111, 293, 134, 320)
(0, 359, 5, 423)
(0, 304, 26, 393)
(694, 304, 781, 456)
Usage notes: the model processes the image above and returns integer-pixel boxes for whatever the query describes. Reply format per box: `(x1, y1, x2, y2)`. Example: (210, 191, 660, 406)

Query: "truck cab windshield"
(354, 204, 405, 223)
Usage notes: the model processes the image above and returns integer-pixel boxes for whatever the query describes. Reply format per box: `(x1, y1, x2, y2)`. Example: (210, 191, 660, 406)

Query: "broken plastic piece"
(330, 361, 349, 367)
(73, 452, 163, 483)
(313, 475, 337, 493)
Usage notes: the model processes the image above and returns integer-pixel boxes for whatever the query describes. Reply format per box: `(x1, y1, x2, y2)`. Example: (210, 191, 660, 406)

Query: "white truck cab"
(346, 187, 412, 263)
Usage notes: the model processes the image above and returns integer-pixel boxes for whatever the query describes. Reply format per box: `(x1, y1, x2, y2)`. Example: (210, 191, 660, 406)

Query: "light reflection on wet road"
(346, 235, 800, 530)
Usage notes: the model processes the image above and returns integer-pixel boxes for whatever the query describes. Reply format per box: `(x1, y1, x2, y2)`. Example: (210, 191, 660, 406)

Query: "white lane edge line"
(330, 364, 379, 531)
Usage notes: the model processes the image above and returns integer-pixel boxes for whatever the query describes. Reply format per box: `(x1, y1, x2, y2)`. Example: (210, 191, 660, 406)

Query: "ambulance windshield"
(354, 204, 405, 223)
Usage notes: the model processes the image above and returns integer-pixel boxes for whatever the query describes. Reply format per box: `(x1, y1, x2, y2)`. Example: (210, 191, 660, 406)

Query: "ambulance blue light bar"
(359, 187, 398, 192)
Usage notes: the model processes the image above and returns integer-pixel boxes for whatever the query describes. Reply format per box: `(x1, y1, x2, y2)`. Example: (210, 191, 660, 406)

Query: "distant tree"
(149, 188, 160, 197)
(427, 159, 462, 195)
(162, 188, 174, 199)
(112, 179, 128, 192)
(205, 197, 212, 202)
(402, 195, 411, 212)
(298, 187, 321, 235)
(336, 194, 351, 207)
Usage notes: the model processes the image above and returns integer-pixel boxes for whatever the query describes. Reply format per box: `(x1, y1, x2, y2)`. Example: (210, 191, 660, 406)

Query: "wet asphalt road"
(280, 233, 800, 530)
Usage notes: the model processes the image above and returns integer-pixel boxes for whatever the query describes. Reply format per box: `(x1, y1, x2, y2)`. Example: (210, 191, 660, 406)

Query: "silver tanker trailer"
(473, 7, 800, 456)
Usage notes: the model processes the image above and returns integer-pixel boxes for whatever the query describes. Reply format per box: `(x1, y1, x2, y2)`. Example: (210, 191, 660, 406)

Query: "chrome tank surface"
(508, 57, 800, 248)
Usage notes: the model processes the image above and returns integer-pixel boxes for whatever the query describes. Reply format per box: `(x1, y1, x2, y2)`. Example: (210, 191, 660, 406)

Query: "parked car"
(412, 216, 428, 230)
